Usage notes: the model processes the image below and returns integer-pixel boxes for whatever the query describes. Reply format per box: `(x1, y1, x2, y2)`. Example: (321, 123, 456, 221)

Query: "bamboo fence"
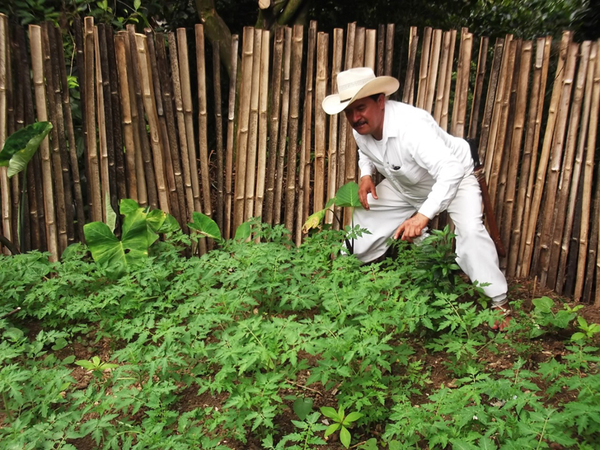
(1, 14, 600, 304)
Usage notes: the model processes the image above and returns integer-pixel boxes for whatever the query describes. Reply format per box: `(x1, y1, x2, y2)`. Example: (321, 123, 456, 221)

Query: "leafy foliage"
(0, 121, 53, 178)
(1, 216, 599, 448)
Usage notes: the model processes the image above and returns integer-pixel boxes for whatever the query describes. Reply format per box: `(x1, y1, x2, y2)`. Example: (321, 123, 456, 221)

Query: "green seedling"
(571, 316, 600, 342)
(320, 405, 363, 449)
(75, 356, 119, 373)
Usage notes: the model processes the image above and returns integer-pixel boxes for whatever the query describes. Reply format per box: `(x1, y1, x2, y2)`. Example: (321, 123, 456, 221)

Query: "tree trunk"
(195, 0, 234, 79)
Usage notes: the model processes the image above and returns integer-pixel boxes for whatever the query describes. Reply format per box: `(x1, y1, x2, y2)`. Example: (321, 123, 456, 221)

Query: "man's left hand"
(394, 213, 429, 242)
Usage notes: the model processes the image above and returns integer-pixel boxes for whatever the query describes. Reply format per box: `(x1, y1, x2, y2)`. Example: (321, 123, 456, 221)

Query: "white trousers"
(351, 175, 507, 304)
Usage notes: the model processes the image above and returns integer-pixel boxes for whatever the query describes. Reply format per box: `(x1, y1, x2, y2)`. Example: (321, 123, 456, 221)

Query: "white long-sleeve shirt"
(354, 100, 474, 220)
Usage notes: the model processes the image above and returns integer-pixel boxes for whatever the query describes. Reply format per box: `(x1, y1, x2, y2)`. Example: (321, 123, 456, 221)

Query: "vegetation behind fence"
(0, 14, 599, 304)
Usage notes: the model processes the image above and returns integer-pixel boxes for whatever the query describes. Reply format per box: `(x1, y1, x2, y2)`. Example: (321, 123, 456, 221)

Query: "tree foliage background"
(1, 0, 597, 38)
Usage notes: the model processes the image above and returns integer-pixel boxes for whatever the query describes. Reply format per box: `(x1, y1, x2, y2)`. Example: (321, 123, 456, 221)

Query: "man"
(322, 67, 509, 325)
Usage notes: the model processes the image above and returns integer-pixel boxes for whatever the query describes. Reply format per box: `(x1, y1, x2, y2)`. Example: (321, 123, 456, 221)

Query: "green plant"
(83, 198, 179, 278)
(529, 296, 582, 337)
(320, 405, 363, 449)
(571, 316, 600, 342)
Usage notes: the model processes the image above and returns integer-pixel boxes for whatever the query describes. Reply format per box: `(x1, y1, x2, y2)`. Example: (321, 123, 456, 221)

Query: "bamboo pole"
(145, 29, 180, 225)
(365, 28, 376, 71)
(502, 41, 532, 266)
(327, 28, 343, 227)
(433, 31, 452, 125)
(575, 40, 600, 300)
(168, 32, 195, 227)
(136, 33, 170, 213)
(105, 27, 126, 205)
(547, 42, 591, 289)
(233, 27, 254, 231)
(83, 18, 102, 222)
(29, 24, 58, 261)
(44, 22, 74, 248)
(492, 38, 519, 223)
(254, 30, 270, 221)
(517, 37, 552, 278)
(415, 27, 432, 110)
(212, 39, 224, 230)
(337, 22, 355, 226)
(376, 24, 385, 76)
(114, 33, 138, 201)
(297, 21, 316, 243)
(54, 25, 85, 241)
(128, 26, 158, 210)
(440, 30, 457, 131)
(591, 161, 600, 304)
(94, 25, 111, 222)
(15, 24, 43, 251)
(486, 35, 513, 199)
(274, 27, 292, 226)
(177, 28, 201, 214)
(468, 37, 489, 139)
(508, 39, 544, 277)
(224, 35, 239, 237)
(97, 25, 118, 219)
(535, 41, 578, 283)
(243, 28, 262, 223)
(314, 31, 328, 214)
(155, 32, 187, 229)
(556, 41, 598, 293)
(402, 27, 418, 105)
(385, 24, 394, 76)
(6, 21, 18, 252)
(478, 38, 504, 165)
(42, 21, 70, 253)
(123, 29, 147, 206)
(423, 29, 441, 115)
(196, 24, 212, 220)
(451, 28, 472, 138)
(521, 31, 572, 278)
(344, 25, 364, 200)
(0, 14, 9, 252)
(264, 29, 282, 226)
(284, 24, 303, 234)
(10, 23, 27, 251)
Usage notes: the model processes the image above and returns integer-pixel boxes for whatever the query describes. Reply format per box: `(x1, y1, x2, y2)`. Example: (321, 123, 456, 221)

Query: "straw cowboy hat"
(322, 67, 400, 115)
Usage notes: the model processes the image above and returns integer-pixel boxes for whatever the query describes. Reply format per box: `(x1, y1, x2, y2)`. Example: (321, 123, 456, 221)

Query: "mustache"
(352, 119, 367, 128)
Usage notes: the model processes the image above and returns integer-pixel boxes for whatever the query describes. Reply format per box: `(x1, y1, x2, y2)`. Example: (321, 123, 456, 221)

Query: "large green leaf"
(0, 122, 53, 178)
(334, 182, 361, 208)
(188, 212, 222, 241)
(84, 208, 150, 278)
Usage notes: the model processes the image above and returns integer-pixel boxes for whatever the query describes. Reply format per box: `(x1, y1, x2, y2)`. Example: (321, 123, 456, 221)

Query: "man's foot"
(491, 303, 511, 331)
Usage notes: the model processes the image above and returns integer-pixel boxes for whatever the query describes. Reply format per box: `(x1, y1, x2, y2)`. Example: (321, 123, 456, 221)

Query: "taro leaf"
(532, 296, 553, 314)
(0, 122, 53, 177)
(334, 182, 361, 208)
(84, 207, 150, 278)
(302, 209, 326, 233)
(234, 221, 251, 241)
(188, 212, 222, 241)
(120, 198, 141, 216)
(147, 209, 180, 242)
(293, 397, 314, 420)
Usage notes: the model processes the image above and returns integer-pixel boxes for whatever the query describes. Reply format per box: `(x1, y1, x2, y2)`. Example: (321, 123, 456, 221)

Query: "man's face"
(344, 94, 385, 140)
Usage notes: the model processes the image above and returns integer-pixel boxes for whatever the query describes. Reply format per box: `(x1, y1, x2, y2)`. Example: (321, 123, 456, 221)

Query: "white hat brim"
(322, 76, 399, 115)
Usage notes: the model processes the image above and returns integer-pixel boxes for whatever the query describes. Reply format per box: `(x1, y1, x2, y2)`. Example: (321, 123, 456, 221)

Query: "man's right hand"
(358, 175, 378, 209)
